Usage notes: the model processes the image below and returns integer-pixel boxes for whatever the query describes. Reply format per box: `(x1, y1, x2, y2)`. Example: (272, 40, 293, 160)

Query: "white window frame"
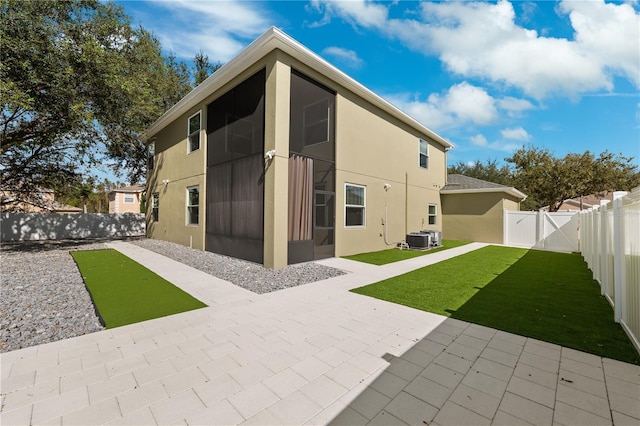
(123, 194, 135, 203)
(419, 138, 429, 169)
(344, 183, 366, 228)
(428, 204, 437, 226)
(152, 193, 159, 221)
(186, 186, 199, 225)
(187, 111, 201, 154)
(148, 141, 155, 171)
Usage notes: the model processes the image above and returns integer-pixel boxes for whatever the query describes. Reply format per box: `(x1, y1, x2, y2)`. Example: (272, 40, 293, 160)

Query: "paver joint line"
(1, 241, 639, 426)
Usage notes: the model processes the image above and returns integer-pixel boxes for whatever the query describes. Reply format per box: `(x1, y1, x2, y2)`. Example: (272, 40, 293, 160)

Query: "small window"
(419, 138, 429, 169)
(148, 142, 155, 171)
(303, 99, 329, 146)
(186, 186, 199, 225)
(152, 193, 159, 221)
(345, 183, 365, 227)
(428, 204, 437, 225)
(124, 194, 135, 203)
(188, 111, 201, 153)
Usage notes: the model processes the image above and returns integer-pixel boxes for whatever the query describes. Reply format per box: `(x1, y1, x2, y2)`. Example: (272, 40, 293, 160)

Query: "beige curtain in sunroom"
(288, 155, 313, 241)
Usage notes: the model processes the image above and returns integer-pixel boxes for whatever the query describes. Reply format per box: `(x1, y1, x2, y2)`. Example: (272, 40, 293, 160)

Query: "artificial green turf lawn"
(343, 240, 471, 265)
(352, 245, 640, 365)
(72, 249, 207, 328)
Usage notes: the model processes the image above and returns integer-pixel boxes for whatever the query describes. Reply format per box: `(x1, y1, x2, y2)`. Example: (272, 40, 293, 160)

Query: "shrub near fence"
(1, 212, 145, 241)
(580, 189, 640, 355)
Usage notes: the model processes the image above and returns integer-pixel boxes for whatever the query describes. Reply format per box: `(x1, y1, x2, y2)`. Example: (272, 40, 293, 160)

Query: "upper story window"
(188, 111, 201, 153)
(419, 138, 429, 169)
(345, 183, 366, 227)
(186, 186, 199, 225)
(147, 142, 155, 171)
(428, 204, 437, 225)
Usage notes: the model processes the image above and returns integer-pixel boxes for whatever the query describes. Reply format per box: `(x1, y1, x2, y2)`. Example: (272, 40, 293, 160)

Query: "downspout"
(405, 172, 408, 236)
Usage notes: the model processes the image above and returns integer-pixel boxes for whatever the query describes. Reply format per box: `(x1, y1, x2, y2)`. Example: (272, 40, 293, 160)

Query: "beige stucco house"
(108, 184, 145, 214)
(145, 27, 453, 269)
(441, 174, 526, 244)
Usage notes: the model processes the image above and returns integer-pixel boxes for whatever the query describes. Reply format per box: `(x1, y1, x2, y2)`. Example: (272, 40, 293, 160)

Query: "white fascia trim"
(145, 27, 454, 150)
(441, 187, 527, 200)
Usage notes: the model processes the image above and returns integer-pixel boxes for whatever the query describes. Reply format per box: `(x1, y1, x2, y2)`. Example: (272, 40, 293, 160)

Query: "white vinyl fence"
(1, 212, 145, 241)
(580, 190, 640, 354)
(504, 210, 580, 252)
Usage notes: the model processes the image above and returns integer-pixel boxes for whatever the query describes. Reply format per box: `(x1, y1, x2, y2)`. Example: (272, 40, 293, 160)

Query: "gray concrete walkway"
(1, 242, 639, 425)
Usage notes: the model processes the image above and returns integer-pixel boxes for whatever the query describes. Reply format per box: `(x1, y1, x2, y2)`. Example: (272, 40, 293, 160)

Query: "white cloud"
(469, 133, 521, 152)
(145, 0, 271, 60)
(322, 46, 364, 69)
(498, 97, 536, 117)
(387, 82, 498, 130)
(501, 127, 532, 141)
(470, 134, 488, 147)
(311, 0, 640, 99)
(310, 0, 388, 29)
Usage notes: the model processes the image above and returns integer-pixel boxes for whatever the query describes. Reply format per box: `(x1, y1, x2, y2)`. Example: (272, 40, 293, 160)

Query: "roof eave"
(145, 27, 453, 150)
(441, 187, 527, 200)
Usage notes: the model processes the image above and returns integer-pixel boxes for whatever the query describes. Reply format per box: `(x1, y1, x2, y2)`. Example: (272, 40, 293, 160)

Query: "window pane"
(345, 185, 364, 206)
(419, 138, 427, 155)
(346, 207, 364, 226)
(428, 216, 436, 225)
(148, 143, 155, 170)
(189, 113, 201, 133)
(189, 188, 199, 206)
(189, 133, 200, 152)
(188, 206, 199, 225)
(152, 193, 159, 221)
(419, 154, 427, 168)
(428, 205, 436, 215)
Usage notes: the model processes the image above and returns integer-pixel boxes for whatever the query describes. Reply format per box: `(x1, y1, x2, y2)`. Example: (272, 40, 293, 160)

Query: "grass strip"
(352, 245, 640, 364)
(72, 249, 207, 328)
(344, 240, 471, 265)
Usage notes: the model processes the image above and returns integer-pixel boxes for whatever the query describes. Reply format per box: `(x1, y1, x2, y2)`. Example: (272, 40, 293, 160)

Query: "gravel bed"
(131, 239, 346, 294)
(0, 240, 108, 353)
(0, 238, 345, 353)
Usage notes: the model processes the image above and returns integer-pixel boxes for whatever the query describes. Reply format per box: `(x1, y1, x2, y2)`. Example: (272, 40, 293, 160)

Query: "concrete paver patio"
(1, 241, 639, 425)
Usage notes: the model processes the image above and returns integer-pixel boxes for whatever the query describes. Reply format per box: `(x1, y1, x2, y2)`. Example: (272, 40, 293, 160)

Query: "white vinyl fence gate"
(504, 210, 580, 252)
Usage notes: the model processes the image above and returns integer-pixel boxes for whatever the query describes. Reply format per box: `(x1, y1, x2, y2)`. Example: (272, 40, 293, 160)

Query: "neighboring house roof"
(540, 191, 615, 211)
(109, 184, 145, 195)
(145, 27, 454, 151)
(441, 174, 527, 200)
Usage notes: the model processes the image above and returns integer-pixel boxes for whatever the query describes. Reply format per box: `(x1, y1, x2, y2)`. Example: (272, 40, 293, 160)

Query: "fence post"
(503, 209, 508, 246)
(612, 192, 627, 323)
(536, 211, 544, 249)
(599, 201, 609, 295)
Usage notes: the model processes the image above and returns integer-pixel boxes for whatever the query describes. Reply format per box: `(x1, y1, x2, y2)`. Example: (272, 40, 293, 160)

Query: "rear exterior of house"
(145, 27, 452, 269)
(108, 185, 145, 214)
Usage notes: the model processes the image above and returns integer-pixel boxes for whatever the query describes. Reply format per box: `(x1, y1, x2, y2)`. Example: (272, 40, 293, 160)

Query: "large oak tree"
(1, 0, 191, 207)
(507, 147, 639, 211)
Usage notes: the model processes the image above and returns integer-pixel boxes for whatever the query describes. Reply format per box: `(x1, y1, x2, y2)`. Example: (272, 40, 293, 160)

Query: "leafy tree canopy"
(448, 148, 639, 211)
(1, 0, 191, 206)
(507, 147, 640, 211)
(193, 49, 222, 86)
(448, 159, 513, 186)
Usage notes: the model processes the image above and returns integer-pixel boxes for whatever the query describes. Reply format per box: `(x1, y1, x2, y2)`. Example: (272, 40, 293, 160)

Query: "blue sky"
(119, 0, 640, 170)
